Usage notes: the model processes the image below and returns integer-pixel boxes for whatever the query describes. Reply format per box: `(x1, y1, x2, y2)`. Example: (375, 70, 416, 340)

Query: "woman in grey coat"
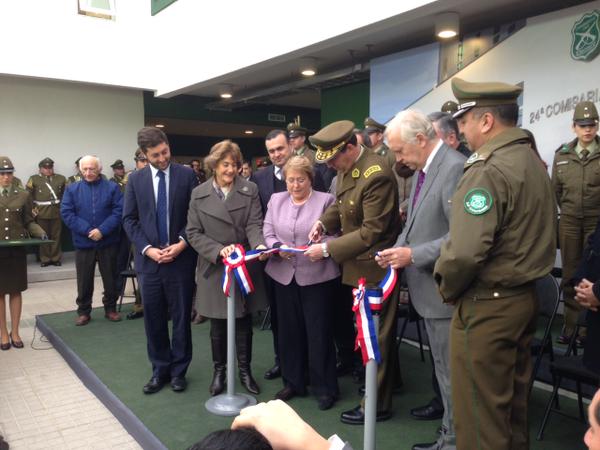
(186, 140, 267, 396)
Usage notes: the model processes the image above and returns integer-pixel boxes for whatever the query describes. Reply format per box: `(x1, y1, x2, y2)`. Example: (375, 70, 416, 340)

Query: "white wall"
(0, 75, 144, 180)
(410, 1, 600, 166)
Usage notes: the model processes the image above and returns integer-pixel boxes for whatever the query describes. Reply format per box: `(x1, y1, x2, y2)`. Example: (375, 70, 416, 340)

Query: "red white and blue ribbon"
(353, 278, 382, 365)
(369, 266, 397, 311)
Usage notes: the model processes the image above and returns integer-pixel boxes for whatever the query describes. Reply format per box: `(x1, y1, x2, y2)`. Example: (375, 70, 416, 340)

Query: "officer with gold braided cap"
(305, 120, 400, 424)
(434, 78, 556, 450)
(552, 101, 600, 347)
(26, 158, 67, 267)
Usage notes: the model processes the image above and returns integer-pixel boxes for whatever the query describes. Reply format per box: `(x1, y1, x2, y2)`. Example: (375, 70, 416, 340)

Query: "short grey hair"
(386, 110, 437, 144)
(427, 111, 459, 139)
(79, 155, 102, 171)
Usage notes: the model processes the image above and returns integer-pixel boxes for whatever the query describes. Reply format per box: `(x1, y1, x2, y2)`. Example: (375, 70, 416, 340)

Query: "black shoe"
(275, 386, 297, 401)
(239, 368, 260, 395)
(40, 262, 51, 267)
(412, 442, 440, 450)
(264, 364, 281, 380)
(317, 395, 336, 411)
(340, 405, 392, 425)
(171, 377, 187, 392)
(0, 341, 10, 351)
(143, 377, 167, 394)
(9, 333, 24, 349)
(53, 261, 62, 266)
(410, 404, 444, 421)
(126, 310, 144, 320)
(209, 366, 226, 396)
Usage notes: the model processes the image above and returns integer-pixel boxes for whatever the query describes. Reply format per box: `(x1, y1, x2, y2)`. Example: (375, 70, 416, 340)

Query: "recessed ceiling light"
(155, 124, 165, 128)
(220, 93, 233, 99)
(301, 68, 316, 77)
(244, 130, 254, 135)
(435, 12, 459, 39)
(438, 30, 457, 38)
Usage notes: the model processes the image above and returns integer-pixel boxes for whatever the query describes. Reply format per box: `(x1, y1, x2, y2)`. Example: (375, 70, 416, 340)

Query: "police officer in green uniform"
(364, 117, 396, 168)
(305, 120, 400, 424)
(287, 122, 315, 162)
(109, 159, 127, 193)
(26, 158, 67, 267)
(67, 157, 83, 185)
(0, 157, 46, 350)
(441, 100, 459, 115)
(434, 78, 557, 450)
(552, 101, 600, 345)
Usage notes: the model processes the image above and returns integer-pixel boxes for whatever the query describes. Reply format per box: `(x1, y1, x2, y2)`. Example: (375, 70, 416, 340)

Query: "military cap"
(287, 122, 308, 138)
(38, 157, 54, 168)
(441, 100, 459, 114)
(364, 117, 386, 133)
(310, 120, 355, 164)
(134, 148, 147, 161)
(0, 156, 14, 173)
(111, 159, 124, 169)
(451, 77, 522, 118)
(573, 101, 599, 126)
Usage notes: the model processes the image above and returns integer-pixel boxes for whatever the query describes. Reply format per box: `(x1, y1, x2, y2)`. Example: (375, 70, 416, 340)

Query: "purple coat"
(264, 191, 340, 286)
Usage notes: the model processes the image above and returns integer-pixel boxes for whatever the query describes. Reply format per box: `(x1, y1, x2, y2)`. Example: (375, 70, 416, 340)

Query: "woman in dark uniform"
(0, 157, 46, 350)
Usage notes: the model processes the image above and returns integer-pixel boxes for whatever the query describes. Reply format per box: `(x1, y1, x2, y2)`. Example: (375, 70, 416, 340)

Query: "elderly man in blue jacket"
(61, 155, 123, 326)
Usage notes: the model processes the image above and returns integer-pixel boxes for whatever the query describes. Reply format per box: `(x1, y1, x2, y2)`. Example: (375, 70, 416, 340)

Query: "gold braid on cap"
(315, 138, 349, 162)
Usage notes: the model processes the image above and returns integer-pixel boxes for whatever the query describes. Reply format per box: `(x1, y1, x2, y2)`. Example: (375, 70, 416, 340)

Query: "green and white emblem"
(464, 188, 492, 215)
(466, 152, 479, 164)
(571, 10, 600, 62)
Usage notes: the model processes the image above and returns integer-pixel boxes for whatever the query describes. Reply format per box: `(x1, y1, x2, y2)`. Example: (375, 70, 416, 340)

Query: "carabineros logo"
(571, 10, 600, 62)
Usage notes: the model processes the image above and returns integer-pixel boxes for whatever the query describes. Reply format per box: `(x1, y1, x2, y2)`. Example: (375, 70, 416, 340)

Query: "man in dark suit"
(123, 127, 198, 394)
(377, 110, 465, 450)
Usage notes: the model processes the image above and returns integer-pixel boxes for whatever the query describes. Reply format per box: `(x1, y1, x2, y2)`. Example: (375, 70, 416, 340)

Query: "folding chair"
(529, 273, 561, 395)
(536, 310, 600, 440)
(117, 247, 139, 312)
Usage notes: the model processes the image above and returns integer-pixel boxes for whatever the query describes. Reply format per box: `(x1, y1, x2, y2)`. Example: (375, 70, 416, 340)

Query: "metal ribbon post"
(364, 288, 381, 450)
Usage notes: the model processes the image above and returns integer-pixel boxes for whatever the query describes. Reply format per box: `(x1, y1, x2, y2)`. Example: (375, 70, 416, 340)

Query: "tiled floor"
(0, 258, 141, 450)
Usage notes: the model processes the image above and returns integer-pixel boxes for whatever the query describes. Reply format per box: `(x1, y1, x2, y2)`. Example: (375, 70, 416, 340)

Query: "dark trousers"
(38, 217, 62, 263)
(273, 277, 339, 397)
(333, 283, 357, 366)
(429, 348, 444, 411)
(138, 264, 194, 380)
(114, 229, 130, 298)
(75, 245, 118, 316)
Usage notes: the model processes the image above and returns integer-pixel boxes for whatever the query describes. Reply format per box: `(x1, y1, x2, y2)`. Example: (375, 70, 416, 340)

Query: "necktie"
(156, 171, 168, 247)
(581, 149, 590, 161)
(2, 189, 8, 197)
(412, 170, 426, 209)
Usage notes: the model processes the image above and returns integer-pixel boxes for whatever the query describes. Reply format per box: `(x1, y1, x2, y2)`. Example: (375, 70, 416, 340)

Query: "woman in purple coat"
(263, 156, 340, 410)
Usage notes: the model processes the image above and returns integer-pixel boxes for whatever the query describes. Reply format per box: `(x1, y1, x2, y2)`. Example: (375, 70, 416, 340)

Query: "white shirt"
(274, 165, 283, 180)
(422, 139, 444, 175)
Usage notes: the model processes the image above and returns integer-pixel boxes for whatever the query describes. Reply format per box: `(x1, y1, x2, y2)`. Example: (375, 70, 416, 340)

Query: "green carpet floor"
(39, 306, 587, 450)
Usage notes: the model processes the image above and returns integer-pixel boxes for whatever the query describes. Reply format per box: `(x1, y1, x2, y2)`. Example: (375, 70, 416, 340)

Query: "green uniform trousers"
(450, 289, 537, 450)
(360, 284, 399, 413)
(37, 218, 62, 264)
(558, 214, 597, 337)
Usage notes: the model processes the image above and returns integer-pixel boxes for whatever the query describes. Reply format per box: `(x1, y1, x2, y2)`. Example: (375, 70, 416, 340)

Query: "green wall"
(320, 81, 369, 127)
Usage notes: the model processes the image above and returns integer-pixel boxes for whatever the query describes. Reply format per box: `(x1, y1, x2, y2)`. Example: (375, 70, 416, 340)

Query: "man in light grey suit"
(376, 110, 465, 450)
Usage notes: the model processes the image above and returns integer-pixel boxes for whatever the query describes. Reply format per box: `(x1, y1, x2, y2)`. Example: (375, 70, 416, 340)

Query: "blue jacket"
(61, 177, 123, 249)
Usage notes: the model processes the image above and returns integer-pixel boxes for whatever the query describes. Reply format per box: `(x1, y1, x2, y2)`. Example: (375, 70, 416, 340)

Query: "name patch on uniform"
(364, 165, 382, 179)
(352, 168, 360, 178)
(464, 188, 493, 215)
(556, 161, 569, 166)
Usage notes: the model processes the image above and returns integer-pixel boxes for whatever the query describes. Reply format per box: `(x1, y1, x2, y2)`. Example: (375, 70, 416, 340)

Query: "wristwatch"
(321, 243, 330, 258)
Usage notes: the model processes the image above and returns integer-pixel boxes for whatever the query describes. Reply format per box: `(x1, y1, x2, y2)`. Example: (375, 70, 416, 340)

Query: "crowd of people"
(1, 76, 600, 450)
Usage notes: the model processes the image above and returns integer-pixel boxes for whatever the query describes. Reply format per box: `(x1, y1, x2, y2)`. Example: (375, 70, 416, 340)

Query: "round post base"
(205, 393, 257, 416)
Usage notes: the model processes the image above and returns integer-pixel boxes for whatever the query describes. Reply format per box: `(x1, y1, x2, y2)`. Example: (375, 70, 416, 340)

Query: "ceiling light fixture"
(155, 124, 165, 128)
(301, 68, 316, 77)
(220, 92, 233, 99)
(244, 130, 254, 135)
(435, 12, 459, 39)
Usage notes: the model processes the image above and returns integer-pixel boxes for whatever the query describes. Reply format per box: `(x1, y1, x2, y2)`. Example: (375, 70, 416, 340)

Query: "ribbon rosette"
(222, 244, 256, 296)
(352, 278, 382, 365)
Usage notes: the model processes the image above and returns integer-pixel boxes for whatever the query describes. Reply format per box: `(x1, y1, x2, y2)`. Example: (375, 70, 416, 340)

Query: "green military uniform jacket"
(11, 176, 24, 190)
(67, 174, 82, 184)
(434, 128, 557, 301)
(371, 142, 396, 168)
(551, 136, 600, 218)
(26, 174, 67, 219)
(0, 187, 45, 241)
(295, 145, 316, 164)
(110, 174, 127, 193)
(320, 148, 400, 286)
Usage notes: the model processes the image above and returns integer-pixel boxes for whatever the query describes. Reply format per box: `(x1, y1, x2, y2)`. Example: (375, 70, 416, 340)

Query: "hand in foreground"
(304, 243, 325, 262)
(231, 400, 330, 450)
(308, 221, 323, 243)
(88, 228, 103, 241)
(575, 278, 600, 312)
(220, 244, 237, 259)
(160, 241, 186, 262)
(256, 244, 271, 261)
(375, 247, 412, 269)
(278, 244, 295, 260)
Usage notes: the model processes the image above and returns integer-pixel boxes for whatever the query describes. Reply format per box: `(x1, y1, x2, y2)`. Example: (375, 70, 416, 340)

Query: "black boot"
(236, 316, 260, 395)
(209, 319, 227, 396)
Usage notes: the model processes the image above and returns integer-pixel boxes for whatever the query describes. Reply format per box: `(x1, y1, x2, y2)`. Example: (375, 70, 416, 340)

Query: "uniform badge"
(464, 188, 493, 215)
(242, 186, 248, 192)
(352, 168, 360, 178)
(364, 165, 381, 178)
(466, 153, 479, 164)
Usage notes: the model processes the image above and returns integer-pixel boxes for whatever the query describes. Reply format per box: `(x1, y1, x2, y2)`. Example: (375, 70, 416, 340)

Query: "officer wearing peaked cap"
(305, 120, 401, 424)
(552, 100, 600, 346)
(441, 100, 459, 115)
(433, 78, 556, 450)
(364, 117, 396, 168)
(110, 159, 127, 193)
(0, 156, 46, 349)
(26, 157, 67, 266)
